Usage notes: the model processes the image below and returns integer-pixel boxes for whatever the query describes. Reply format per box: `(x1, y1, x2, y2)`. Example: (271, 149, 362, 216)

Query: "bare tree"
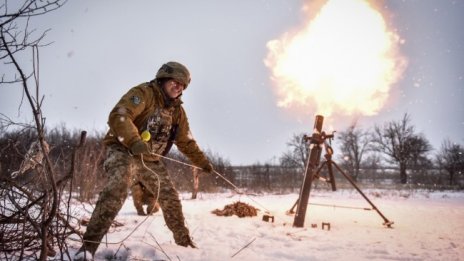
(436, 139, 464, 186)
(405, 134, 433, 173)
(280, 133, 308, 171)
(371, 113, 432, 184)
(337, 124, 370, 180)
(1, 1, 72, 260)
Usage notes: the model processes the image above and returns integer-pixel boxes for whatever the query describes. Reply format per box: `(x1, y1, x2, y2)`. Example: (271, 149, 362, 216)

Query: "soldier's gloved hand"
(201, 162, 214, 174)
(130, 140, 150, 155)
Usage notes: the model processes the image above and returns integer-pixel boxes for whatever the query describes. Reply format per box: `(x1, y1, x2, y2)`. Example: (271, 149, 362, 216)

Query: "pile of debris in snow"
(211, 201, 259, 218)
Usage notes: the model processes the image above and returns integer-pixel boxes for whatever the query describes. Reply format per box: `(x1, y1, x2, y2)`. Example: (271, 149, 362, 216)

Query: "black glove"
(201, 162, 214, 174)
(130, 140, 150, 155)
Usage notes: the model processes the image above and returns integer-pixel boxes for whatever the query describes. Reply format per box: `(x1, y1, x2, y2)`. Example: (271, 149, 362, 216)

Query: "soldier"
(74, 61, 213, 261)
(131, 181, 160, 216)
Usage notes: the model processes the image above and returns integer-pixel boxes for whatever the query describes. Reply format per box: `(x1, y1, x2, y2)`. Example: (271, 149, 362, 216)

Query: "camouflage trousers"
(81, 144, 192, 255)
(131, 181, 160, 215)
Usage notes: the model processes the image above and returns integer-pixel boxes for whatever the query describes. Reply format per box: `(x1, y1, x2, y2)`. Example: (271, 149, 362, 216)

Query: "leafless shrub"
(72, 134, 106, 202)
(0, 131, 85, 260)
(165, 148, 234, 193)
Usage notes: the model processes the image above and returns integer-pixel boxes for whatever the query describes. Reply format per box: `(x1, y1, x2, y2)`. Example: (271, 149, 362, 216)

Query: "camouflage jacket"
(103, 81, 210, 168)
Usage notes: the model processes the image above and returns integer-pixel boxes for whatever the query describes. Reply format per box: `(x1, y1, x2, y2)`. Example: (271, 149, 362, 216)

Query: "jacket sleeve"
(174, 107, 210, 168)
(107, 86, 147, 149)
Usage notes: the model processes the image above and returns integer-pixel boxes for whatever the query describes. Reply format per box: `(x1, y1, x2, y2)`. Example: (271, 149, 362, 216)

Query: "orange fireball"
(265, 0, 407, 117)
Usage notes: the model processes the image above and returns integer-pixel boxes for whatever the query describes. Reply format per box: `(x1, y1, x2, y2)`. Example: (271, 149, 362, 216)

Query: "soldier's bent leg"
(80, 145, 134, 255)
(146, 201, 160, 215)
(139, 161, 193, 247)
(131, 182, 146, 215)
(142, 185, 159, 215)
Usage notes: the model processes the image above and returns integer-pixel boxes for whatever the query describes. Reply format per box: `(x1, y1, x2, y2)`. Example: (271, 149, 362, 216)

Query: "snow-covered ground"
(68, 190, 464, 261)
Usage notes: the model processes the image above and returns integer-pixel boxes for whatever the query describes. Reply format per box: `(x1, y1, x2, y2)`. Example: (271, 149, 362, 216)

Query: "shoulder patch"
(131, 95, 141, 105)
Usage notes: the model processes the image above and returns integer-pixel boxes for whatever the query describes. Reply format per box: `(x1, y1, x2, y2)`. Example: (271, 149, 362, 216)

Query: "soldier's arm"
(107, 86, 147, 149)
(174, 107, 210, 169)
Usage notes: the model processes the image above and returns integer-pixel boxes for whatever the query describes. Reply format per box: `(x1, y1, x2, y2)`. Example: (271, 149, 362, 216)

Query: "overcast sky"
(1, 0, 463, 165)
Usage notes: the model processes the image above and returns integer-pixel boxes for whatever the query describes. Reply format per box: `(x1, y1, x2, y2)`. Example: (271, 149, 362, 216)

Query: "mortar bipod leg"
(331, 161, 394, 228)
(287, 198, 298, 214)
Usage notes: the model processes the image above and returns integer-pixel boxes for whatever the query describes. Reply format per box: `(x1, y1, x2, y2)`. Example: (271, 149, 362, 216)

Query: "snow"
(73, 250, 93, 261)
(67, 190, 464, 261)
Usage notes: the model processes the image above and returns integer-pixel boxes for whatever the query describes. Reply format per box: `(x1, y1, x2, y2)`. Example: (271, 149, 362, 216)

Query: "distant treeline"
(0, 123, 462, 203)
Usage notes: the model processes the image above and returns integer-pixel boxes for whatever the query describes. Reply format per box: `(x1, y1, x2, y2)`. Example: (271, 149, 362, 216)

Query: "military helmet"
(155, 61, 191, 89)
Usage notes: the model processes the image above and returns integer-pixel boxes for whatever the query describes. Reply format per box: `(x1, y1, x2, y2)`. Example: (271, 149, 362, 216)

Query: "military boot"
(175, 234, 197, 248)
(135, 205, 146, 216)
(131, 183, 146, 215)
